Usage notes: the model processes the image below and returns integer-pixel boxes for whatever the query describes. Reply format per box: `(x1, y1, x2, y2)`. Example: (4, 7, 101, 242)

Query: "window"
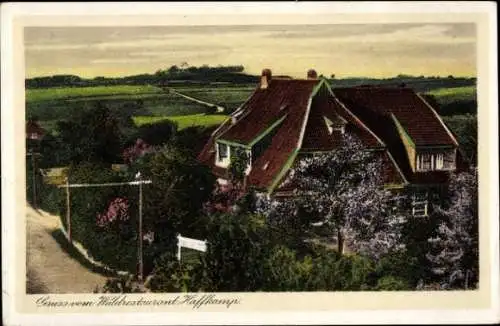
(412, 192, 428, 217)
(435, 153, 444, 169)
(324, 116, 346, 135)
(417, 153, 432, 171)
(416, 152, 452, 171)
(217, 143, 229, 162)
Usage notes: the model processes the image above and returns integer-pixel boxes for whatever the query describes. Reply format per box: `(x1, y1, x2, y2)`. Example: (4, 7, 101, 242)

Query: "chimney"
(261, 68, 272, 89)
(307, 69, 318, 79)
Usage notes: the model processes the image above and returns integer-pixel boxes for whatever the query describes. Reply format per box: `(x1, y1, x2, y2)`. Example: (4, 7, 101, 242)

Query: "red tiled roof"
(26, 120, 45, 136)
(301, 94, 383, 151)
(198, 80, 464, 192)
(332, 86, 457, 146)
(219, 79, 318, 145)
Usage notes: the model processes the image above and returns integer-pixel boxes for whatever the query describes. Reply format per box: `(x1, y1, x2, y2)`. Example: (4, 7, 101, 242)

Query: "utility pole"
(137, 172, 144, 282)
(57, 177, 152, 281)
(65, 176, 71, 243)
(26, 151, 41, 208)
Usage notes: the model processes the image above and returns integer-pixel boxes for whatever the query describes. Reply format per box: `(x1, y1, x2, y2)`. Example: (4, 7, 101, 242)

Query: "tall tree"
(56, 102, 124, 164)
(426, 168, 478, 289)
(263, 134, 406, 258)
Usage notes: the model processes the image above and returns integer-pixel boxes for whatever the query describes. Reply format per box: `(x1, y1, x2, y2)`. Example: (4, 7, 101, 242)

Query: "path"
(167, 88, 226, 112)
(26, 205, 108, 293)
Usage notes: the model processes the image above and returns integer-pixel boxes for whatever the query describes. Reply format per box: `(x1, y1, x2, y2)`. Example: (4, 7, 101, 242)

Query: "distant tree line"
(25, 65, 257, 89)
(330, 75, 476, 93)
(26, 66, 476, 91)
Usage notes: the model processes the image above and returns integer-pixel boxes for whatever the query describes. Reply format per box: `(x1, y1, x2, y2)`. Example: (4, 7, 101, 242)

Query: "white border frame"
(2, 2, 499, 325)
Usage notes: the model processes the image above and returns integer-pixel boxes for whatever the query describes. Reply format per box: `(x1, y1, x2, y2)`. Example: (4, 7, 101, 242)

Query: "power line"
(57, 180, 152, 188)
(57, 177, 152, 282)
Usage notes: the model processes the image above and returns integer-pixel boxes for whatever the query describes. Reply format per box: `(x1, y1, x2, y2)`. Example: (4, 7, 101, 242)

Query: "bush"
(100, 275, 146, 293)
(199, 213, 270, 291)
(374, 276, 410, 291)
(65, 163, 140, 273)
(148, 253, 201, 292)
(132, 120, 178, 147)
(263, 245, 313, 291)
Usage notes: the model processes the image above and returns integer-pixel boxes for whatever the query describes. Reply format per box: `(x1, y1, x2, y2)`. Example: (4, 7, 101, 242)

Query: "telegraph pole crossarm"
(56, 176, 152, 282)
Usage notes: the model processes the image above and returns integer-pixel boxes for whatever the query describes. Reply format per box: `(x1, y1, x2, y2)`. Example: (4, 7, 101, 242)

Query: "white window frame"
(435, 153, 444, 170)
(416, 152, 452, 172)
(245, 149, 252, 175)
(412, 192, 428, 217)
(215, 142, 231, 168)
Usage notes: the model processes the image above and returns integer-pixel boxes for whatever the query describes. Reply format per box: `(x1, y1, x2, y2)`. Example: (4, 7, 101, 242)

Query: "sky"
(24, 23, 476, 79)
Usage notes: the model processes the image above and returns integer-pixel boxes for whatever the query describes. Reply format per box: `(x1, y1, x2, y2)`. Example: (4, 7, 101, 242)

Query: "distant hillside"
(26, 65, 259, 89)
(329, 75, 476, 93)
(26, 65, 475, 91)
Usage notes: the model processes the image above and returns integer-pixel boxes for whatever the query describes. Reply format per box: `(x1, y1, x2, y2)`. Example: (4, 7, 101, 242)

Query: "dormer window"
(216, 142, 231, 168)
(416, 150, 455, 172)
(435, 153, 444, 169)
(218, 143, 228, 161)
(324, 116, 346, 135)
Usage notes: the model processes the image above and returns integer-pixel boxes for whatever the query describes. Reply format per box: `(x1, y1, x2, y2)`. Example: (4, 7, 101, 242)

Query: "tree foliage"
(198, 213, 270, 291)
(263, 134, 406, 258)
(128, 145, 216, 242)
(228, 147, 249, 186)
(55, 102, 125, 165)
(426, 168, 478, 289)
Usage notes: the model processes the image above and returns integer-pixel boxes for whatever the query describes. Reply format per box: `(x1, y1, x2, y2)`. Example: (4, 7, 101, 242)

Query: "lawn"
(425, 86, 476, 105)
(133, 114, 228, 130)
(26, 85, 162, 103)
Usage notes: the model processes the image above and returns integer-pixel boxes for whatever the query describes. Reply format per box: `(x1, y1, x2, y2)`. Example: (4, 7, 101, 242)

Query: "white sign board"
(176, 234, 207, 261)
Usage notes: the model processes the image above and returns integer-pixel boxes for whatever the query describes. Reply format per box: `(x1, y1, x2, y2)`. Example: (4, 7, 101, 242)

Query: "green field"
(133, 114, 228, 130)
(170, 86, 254, 111)
(26, 85, 162, 103)
(425, 86, 476, 105)
(26, 85, 213, 127)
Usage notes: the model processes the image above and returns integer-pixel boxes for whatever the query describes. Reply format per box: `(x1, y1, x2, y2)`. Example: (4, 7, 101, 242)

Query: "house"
(26, 120, 45, 140)
(198, 69, 467, 216)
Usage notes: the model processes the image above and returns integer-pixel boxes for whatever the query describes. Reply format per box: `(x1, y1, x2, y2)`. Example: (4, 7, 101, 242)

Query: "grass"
(26, 85, 162, 103)
(133, 114, 228, 130)
(425, 86, 476, 105)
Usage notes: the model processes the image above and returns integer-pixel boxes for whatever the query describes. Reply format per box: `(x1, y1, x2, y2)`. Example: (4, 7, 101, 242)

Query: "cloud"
(24, 23, 477, 78)
(265, 24, 475, 45)
(89, 58, 153, 64)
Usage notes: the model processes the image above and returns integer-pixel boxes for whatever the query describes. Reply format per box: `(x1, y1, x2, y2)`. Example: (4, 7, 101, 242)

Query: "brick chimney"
(307, 69, 318, 79)
(261, 68, 272, 89)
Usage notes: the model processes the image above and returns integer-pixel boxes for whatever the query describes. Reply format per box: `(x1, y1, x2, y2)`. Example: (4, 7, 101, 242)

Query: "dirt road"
(26, 206, 108, 293)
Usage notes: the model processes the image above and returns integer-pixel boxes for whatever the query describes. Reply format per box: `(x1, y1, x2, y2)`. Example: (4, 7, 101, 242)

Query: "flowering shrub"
(96, 197, 130, 228)
(123, 139, 153, 164)
(202, 182, 245, 214)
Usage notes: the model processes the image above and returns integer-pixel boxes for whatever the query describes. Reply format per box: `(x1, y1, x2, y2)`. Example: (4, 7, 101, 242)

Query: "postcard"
(1, 2, 499, 325)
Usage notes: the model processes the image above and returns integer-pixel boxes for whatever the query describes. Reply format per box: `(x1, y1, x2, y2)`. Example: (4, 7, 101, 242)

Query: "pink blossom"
(96, 197, 130, 227)
(123, 138, 153, 164)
